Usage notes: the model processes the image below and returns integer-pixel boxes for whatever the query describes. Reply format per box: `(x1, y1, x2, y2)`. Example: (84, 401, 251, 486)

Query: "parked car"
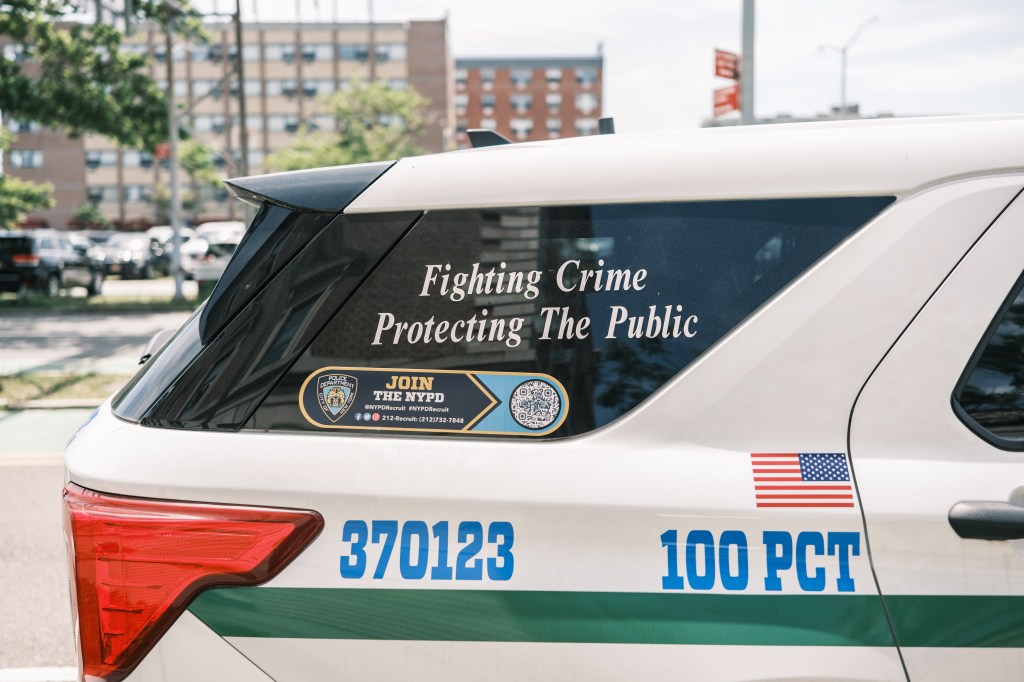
(193, 239, 241, 292)
(147, 227, 199, 276)
(101, 232, 160, 279)
(64, 116, 1024, 681)
(195, 220, 245, 243)
(0, 229, 103, 296)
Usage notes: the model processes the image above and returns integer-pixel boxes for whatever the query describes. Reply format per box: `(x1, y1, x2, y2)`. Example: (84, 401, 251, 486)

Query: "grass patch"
(0, 291, 200, 314)
(0, 372, 132, 404)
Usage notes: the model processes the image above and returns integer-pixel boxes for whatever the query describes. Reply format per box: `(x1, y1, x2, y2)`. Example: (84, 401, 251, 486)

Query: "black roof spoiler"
(224, 160, 394, 213)
(467, 129, 511, 148)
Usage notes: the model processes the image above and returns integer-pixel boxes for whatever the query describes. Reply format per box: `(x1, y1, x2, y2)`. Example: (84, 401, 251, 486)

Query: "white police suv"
(64, 116, 1024, 681)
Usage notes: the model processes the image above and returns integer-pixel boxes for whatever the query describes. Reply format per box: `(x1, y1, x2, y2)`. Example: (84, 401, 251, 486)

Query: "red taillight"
(62, 484, 323, 682)
(12, 253, 40, 266)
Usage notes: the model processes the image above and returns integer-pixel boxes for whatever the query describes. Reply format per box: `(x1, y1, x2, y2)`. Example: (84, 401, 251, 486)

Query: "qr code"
(509, 379, 561, 430)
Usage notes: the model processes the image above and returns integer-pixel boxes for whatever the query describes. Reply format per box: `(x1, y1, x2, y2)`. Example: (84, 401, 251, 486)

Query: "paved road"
(0, 409, 93, 678)
(0, 310, 192, 375)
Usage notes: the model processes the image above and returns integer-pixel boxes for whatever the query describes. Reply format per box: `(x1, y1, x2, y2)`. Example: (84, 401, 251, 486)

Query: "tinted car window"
(956, 276, 1024, 446)
(251, 197, 894, 438)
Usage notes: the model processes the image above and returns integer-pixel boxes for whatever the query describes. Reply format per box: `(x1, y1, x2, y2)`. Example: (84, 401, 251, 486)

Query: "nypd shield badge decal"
(315, 373, 357, 422)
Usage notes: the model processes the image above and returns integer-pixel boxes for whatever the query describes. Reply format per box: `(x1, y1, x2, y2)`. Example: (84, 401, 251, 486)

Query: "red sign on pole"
(713, 84, 740, 117)
(715, 49, 740, 80)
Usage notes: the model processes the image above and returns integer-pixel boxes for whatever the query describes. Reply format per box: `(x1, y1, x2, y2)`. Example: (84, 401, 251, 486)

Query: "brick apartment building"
(453, 55, 603, 148)
(4, 18, 453, 229)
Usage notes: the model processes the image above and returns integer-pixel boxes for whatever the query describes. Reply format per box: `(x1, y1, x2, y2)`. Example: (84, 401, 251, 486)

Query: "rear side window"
(250, 197, 893, 438)
(0, 236, 33, 256)
(955, 275, 1024, 447)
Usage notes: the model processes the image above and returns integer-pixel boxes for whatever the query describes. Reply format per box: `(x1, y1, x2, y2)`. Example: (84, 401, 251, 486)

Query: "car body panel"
(64, 118, 1024, 681)
(851, 187, 1024, 678)
(125, 611, 274, 682)
(347, 116, 1024, 214)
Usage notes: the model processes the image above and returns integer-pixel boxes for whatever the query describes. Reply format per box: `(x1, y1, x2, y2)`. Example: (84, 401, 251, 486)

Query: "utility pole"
(739, 0, 755, 124)
(234, 0, 249, 178)
(367, 0, 376, 81)
(165, 9, 184, 303)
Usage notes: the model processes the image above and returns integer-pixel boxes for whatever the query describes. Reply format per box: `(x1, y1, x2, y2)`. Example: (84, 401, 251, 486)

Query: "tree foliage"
(179, 138, 221, 187)
(72, 202, 110, 228)
(266, 78, 427, 171)
(0, 127, 52, 228)
(0, 0, 206, 150)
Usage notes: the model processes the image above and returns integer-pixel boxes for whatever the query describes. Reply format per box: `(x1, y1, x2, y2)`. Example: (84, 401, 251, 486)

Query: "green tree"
(0, 0, 206, 150)
(0, 128, 53, 228)
(266, 78, 426, 171)
(71, 202, 111, 228)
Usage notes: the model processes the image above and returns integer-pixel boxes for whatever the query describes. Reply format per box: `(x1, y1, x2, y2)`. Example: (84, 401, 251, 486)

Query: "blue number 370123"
(340, 520, 514, 581)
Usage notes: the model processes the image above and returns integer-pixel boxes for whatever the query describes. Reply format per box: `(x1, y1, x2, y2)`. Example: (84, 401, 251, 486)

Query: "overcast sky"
(214, 0, 1024, 132)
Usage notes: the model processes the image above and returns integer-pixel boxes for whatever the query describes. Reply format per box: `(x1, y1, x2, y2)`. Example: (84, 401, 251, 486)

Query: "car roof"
(342, 115, 1024, 213)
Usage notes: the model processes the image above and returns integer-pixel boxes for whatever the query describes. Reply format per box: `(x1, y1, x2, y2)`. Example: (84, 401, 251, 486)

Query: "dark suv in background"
(0, 229, 104, 296)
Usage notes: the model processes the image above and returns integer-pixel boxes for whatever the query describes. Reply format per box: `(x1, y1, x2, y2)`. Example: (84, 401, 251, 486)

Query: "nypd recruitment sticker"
(299, 367, 569, 436)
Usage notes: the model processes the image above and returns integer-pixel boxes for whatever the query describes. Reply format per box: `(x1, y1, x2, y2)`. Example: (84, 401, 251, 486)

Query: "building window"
(245, 115, 263, 132)
(124, 151, 154, 169)
(268, 115, 298, 133)
(510, 118, 533, 140)
(87, 186, 118, 204)
(454, 93, 468, 115)
(546, 118, 562, 137)
(376, 43, 407, 62)
(387, 78, 407, 91)
(479, 117, 497, 130)
(9, 149, 43, 168)
(480, 68, 495, 89)
(510, 68, 532, 88)
(173, 80, 188, 97)
(263, 44, 295, 62)
(575, 68, 597, 87)
(546, 92, 562, 112)
(244, 79, 261, 96)
(192, 79, 218, 98)
(339, 44, 369, 62)
(7, 119, 41, 134)
(281, 79, 298, 98)
(575, 118, 598, 136)
(456, 121, 468, 134)
(85, 150, 117, 169)
(455, 68, 468, 89)
(481, 93, 495, 111)
(194, 115, 226, 133)
(576, 92, 598, 114)
(123, 185, 151, 203)
(304, 44, 333, 62)
(545, 67, 562, 86)
(303, 79, 333, 97)
(191, 45, 212, 61)
(510, 93, 532, 113)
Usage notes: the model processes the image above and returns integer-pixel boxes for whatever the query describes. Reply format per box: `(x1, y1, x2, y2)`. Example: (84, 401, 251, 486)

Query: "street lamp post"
(820, 16, 878, 120)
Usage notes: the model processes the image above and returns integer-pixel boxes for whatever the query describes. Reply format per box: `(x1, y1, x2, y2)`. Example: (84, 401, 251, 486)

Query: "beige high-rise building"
(5, 18, 453, 229)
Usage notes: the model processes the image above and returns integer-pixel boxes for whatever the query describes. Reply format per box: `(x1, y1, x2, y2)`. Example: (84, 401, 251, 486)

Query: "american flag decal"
(751, 453, 855, 508)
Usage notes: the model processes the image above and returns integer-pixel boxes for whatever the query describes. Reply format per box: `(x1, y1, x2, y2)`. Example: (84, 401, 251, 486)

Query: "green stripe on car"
(189, 588, 895, 646)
